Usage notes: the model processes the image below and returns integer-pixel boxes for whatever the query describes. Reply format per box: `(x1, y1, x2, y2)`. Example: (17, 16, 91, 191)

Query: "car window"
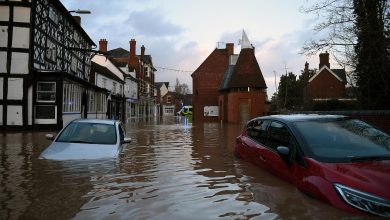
(57, 122, 117, 145)
(248, 120, 268, 144)
(266, 121, 291, 150)
(295, 119, 390, 162)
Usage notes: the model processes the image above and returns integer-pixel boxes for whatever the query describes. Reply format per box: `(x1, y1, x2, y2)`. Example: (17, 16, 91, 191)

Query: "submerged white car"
(39, 119, 131, 160)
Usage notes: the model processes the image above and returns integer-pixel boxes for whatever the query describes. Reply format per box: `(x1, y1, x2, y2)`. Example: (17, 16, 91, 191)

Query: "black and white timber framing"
(0, 0, 106, 130)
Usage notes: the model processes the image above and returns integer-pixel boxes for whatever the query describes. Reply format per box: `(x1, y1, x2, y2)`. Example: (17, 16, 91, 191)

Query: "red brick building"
(306, 52, 346, 101)
(192, 31, 268, 123)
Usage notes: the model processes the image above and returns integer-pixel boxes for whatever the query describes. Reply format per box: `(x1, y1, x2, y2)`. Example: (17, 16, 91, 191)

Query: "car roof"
(71, 118, 118, 125)
(251, 114, 348, 123)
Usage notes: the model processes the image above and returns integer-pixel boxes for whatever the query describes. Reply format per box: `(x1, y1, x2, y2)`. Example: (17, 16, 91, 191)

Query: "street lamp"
(69, 9, 91, 14)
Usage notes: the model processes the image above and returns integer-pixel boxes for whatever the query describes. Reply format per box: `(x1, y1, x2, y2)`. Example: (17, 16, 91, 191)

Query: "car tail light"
(334, 183, 390, 217)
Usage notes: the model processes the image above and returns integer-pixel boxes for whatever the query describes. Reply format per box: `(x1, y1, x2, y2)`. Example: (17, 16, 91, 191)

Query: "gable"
(308, 65, 343, 83)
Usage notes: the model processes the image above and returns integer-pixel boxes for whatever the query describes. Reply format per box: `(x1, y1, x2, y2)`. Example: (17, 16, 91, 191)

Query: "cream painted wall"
(10, 52, 29, 74)
(0, 26, 8, 47)
(14, 7, 30, 23)
(7, 78, 23, 100)
(0, 6, 9, 21)
(12, 27, 30, 48)
(7, 105, 23, 126)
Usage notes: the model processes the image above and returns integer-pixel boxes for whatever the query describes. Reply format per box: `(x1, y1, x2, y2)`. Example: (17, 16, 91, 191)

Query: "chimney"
(128, 39, 138, 69)
(99, 39, 108, 53)
(304, 62, 309, 81)
(72, 16, 81, 26)
(141, 45, 145, 57)
(226, 43, 234, 56)
(319, 51, 330, 69)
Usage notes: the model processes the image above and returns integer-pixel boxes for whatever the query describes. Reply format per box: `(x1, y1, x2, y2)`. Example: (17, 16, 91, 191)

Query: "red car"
(235, 114, 390, 217)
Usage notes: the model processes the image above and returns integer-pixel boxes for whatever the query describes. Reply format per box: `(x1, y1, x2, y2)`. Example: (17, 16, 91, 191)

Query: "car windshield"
(56, 122, 117, 145)
(295, 119, 390, 163)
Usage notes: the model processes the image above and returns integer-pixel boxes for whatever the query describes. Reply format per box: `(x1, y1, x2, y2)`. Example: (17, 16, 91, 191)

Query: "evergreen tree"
(354, 0, 390, 109)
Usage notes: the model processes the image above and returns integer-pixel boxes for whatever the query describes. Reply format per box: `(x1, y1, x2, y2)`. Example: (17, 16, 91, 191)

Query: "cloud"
(126, 8, 185, 37)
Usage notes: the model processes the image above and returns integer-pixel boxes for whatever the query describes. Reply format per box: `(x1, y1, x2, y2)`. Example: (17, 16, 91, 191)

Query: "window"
(113, 82, 117, 94)
(119, 85, 123, 95)
(102, 78, 107, 88)
(63, 82, 82, 113)
(48, 6, 59, 24)
(88, 91, 95, 112)
(37, 82, 56, 102)
(46, 39, 57, 62)
(248, 120, 269, 144)
(164, 106, 174, 114)
(167, 95, 172, 103)
(266, 121, 291, 150)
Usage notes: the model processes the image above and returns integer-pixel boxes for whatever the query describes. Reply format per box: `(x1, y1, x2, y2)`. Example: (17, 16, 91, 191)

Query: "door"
(239, 99, 251, 124)
(261, 121, 294, 182)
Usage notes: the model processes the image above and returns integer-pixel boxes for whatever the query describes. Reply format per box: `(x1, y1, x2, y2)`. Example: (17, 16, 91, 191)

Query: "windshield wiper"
(350, 155, 390, 162)
(69, 140, 94, 144)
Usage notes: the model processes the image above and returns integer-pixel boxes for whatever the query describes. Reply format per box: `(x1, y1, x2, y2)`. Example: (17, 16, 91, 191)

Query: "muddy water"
(0, 117, 366, 219)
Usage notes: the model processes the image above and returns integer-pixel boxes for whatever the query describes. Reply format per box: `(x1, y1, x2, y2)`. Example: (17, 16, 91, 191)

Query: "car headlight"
(334, 183, 390, 217)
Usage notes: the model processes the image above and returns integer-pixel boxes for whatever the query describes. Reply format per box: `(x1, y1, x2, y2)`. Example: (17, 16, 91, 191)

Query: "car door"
(261, 121, 294, 182)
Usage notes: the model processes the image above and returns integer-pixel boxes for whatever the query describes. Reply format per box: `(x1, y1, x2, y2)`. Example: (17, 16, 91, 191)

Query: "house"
(91, 54, 125, 120)
(161, 91, 192, 116)
(107, 39, 157, 119)
(305, 52, 346, 101)
(219, 31, 268, 123)
(0, 0, 98, 129)
(192, 31, 268, 123)
(155, 82, 169, 116)
(98, 39, 138, 120)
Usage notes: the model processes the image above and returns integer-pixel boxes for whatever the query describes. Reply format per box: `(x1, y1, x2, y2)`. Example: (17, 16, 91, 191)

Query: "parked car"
(40, 119, 131, 160)
(235, 114, 390, 217)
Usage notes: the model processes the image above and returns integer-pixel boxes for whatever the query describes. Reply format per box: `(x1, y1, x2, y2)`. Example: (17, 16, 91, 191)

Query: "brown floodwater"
(0, 117, 376, 219)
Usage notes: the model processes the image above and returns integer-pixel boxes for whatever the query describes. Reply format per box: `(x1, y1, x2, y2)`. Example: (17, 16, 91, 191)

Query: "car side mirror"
(122, 137, 132, 144)
(45, 134, 55, 140)
(276, 146, 291, 166)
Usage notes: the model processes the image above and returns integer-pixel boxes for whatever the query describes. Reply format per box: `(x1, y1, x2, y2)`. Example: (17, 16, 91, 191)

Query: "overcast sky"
(62, 0, 332, 96)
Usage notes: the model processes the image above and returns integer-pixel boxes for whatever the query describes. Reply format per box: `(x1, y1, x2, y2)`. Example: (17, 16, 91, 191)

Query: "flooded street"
(1, 117, 363, 219)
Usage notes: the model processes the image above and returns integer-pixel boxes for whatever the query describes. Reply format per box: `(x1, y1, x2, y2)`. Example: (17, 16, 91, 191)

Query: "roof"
(219, 65, 235, 90)
(309, 65, 346, 84)
(222, 48, 267, 90)
(107, 48, 129, 58)
(191, 48, 230, 77)
(91, 62, 124, 83)
(252, 114, 347, 123)
(155, 82, 169, 89)
(92, 54, 125, 81)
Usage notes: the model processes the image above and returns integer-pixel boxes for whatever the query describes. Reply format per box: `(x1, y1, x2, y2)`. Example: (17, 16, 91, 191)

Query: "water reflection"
(0, 119, 371, 219)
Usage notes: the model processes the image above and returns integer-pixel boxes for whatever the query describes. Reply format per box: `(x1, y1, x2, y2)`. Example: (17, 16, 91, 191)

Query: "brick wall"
(308, 69, 345, 99)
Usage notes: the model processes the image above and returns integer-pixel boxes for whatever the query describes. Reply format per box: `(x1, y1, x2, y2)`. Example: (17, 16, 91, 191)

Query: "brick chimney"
(319, 51, 330, 69)
(226, 43, 234, 56)
(141, 45, 145, 58)
(99, 39, 107, 53)
(128, 39, 138, 69)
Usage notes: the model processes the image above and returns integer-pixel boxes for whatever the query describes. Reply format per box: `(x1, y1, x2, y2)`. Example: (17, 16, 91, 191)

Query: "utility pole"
(283, 62, 289, 109)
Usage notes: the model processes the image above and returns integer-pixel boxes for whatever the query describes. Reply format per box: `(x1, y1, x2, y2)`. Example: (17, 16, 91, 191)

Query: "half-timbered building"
(0, 0, 100, 130)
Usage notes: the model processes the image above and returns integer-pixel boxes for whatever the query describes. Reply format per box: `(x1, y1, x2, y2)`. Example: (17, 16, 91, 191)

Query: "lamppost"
(68, 9, 91, 14)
